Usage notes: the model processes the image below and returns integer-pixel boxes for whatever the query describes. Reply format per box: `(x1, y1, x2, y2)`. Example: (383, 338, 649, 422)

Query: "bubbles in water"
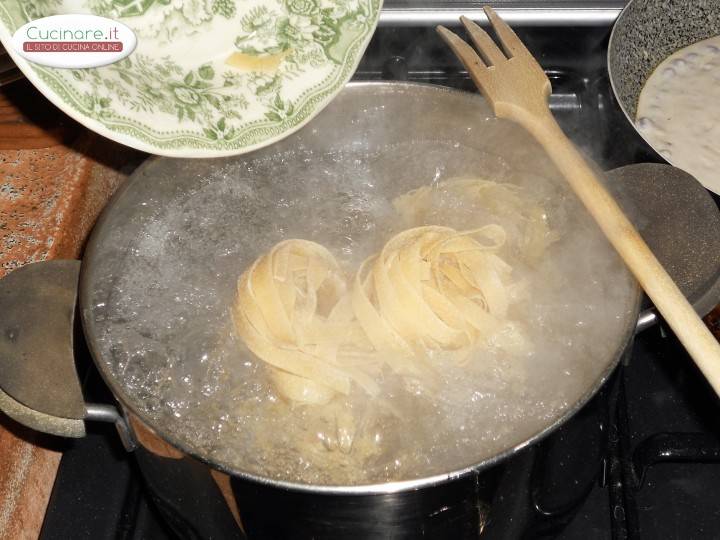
(89, 139, 635, 486)
(670, 58, 687, 70)
(637, 117, 655, 131)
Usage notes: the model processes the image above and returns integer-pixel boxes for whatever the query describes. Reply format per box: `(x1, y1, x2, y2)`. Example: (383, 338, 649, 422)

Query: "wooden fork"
(437, 7, 720, 397)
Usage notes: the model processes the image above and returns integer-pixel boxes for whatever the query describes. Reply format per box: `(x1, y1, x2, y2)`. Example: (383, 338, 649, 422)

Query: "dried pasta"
(393, 178, 558, 262)
(234, 178, 557, 406)
(233, 239, 380, 405)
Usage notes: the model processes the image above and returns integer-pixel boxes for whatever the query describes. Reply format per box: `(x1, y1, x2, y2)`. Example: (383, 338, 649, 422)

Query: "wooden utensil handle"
(529, 111, 720, 397)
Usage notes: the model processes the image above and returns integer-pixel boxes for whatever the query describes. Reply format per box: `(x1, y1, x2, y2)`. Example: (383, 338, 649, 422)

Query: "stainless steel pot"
(1, 82, 718, 537)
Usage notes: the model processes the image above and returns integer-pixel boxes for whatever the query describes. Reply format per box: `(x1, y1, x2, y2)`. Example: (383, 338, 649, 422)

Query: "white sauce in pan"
(636, 35, 720, 195)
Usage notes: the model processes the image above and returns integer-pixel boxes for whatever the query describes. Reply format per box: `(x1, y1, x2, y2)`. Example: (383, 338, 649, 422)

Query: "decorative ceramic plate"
(0, 0, 380, 157)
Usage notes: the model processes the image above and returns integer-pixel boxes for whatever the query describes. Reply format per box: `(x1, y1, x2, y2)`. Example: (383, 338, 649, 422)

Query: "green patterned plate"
(0, 0, 380, 157)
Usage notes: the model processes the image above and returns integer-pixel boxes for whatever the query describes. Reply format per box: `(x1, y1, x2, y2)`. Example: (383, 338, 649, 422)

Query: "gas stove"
(39, 4, 720, 539)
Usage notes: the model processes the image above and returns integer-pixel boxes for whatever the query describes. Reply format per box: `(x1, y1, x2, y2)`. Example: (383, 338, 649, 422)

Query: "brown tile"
(0, 100, 139, 538)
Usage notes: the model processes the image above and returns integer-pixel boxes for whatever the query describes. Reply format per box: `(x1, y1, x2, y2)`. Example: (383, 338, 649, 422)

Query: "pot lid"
(605, 163, 720, 318)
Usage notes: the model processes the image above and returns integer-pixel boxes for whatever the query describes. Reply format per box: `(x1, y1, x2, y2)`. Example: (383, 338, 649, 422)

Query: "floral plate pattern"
(0, 0, 380, 157)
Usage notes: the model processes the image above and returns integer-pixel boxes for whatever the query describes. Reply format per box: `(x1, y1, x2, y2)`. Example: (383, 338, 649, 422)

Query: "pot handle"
(636, 308, 658, 333)
(0, 260, 135, 449)
(636, 296, 717, 333)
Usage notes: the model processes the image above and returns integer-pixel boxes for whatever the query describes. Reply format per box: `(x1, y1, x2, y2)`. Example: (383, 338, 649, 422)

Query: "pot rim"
(79, 80, 642, 495)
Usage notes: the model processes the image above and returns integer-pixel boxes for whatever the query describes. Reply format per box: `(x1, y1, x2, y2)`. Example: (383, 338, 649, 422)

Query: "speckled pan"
(608, 0, 720, 123)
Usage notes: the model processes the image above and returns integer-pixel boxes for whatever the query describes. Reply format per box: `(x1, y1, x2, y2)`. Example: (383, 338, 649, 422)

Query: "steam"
(87, 141, 632, 484)
(87, 134, 636, 487)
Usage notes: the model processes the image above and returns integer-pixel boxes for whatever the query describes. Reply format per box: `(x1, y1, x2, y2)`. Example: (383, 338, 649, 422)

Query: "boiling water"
(88, 140, 636, 486)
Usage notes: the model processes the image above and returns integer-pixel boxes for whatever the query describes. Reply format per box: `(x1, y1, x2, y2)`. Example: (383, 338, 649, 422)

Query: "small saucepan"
(608, 0, 720, 192)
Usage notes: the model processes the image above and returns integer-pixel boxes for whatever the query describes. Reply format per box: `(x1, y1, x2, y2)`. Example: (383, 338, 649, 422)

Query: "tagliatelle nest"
(393, 177, 559, 262)
(233, 239, 380, 405)
(233, 178, 557, 406)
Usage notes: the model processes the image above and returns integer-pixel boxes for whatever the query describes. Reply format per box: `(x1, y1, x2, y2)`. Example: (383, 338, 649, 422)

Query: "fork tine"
(482, 6, 527, 58)
(459, 16, 506, 66)
(436, 25, 487, 71)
